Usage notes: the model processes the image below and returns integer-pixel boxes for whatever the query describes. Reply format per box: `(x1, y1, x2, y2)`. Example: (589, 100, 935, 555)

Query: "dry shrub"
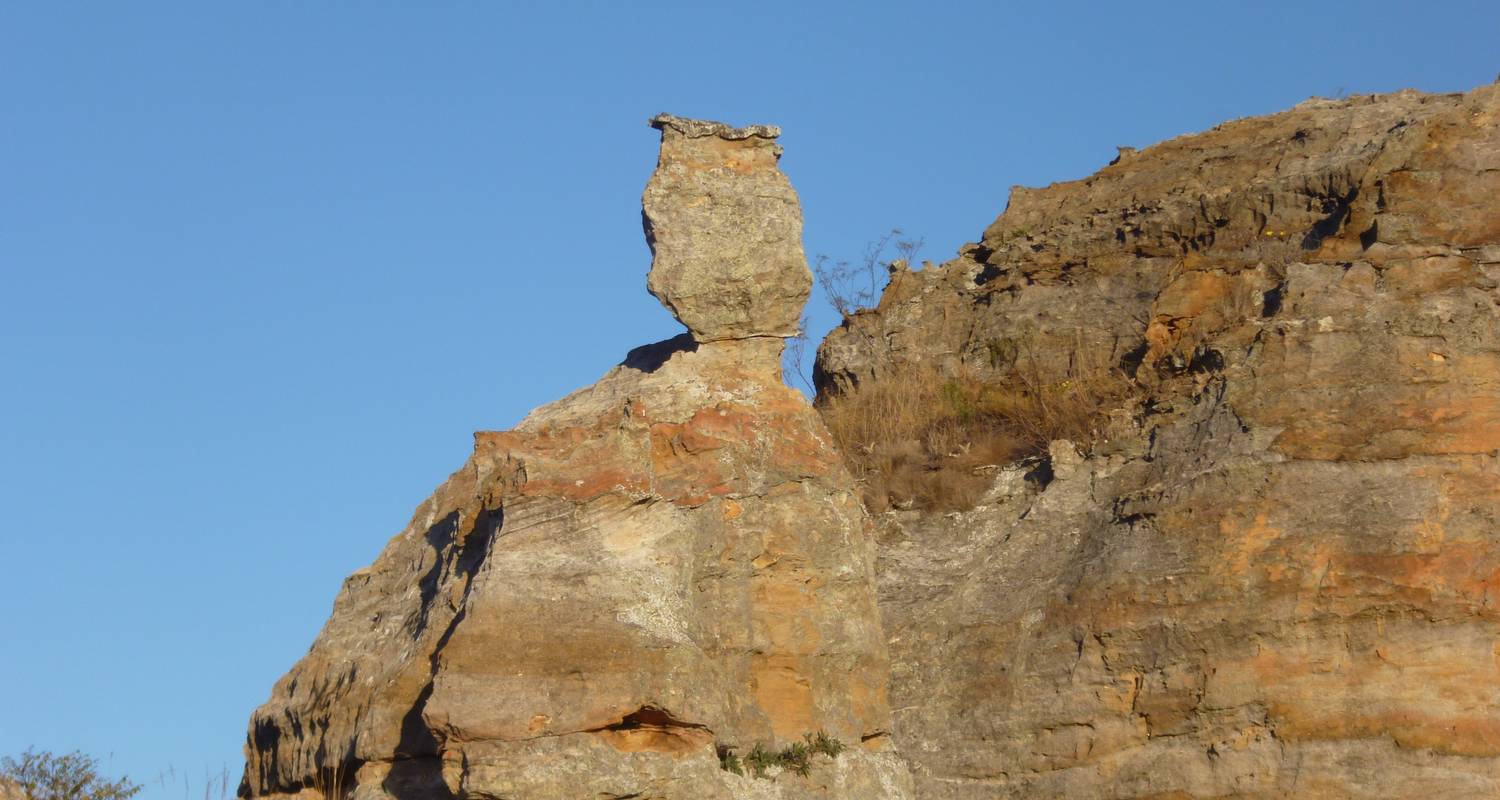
(818, 353, 1134, 512)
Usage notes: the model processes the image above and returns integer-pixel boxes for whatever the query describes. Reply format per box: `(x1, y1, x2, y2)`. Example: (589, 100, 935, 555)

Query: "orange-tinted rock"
(644, 114, 812, 342)
(823, 83, 1500, 798)
(242, 118, 909, 798)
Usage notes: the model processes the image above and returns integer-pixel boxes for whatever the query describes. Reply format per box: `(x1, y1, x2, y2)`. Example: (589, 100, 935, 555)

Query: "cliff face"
(246, 83, 1500, 800)
(822, 84, 1500, 797)
(243, 117, 911, 799)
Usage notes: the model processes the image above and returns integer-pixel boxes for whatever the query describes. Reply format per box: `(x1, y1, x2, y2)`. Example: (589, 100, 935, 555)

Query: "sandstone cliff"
(820, 83, 1500, 797)
(242, 117, 911, 799)
(246, 82, 1500, 800)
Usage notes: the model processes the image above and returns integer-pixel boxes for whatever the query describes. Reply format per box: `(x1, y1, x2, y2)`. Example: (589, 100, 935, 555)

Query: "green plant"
(716, 745, 743, 776)
(724, 734, 846, 780)
(777, 740, 811, 777)
(743, 743, 778, 778)
(1, 748, 141, 800)
(805, 730, 846, 758)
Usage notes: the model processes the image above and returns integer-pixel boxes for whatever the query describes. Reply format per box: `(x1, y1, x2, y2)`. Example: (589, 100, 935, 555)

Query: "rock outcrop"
(821, 84, 1500, 797)
(247, 83, 1500, 800)
(644, 114, 812, 342)
(241, 119, 910, 799)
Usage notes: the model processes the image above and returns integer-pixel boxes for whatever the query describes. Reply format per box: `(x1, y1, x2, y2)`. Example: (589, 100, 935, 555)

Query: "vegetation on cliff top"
(810, 234, 1138, 512)
(818, 356, 1134, 511)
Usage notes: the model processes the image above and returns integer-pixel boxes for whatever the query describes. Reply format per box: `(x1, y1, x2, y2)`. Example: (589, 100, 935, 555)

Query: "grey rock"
(644, 114, 812, 342)
(824, 83, 1500, 798)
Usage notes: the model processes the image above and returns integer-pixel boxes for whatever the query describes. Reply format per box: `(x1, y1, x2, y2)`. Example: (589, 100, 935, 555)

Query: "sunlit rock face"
(244, 83, 1500, 800)
(240, 118, 910, 800)
(821, 83, 1500, 798)
(643, 113, 812, 342)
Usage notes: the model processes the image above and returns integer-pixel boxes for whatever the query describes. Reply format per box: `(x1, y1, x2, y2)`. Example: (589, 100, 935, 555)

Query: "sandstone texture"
(644, 114, 812, 342)
(248, 84, 1500, 800)
(821, 84, 1500, 797)
(242, 118, 909, 800)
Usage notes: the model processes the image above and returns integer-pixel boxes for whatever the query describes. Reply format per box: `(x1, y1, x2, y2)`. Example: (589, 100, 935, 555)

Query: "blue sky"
(1, 1, 1495, 794)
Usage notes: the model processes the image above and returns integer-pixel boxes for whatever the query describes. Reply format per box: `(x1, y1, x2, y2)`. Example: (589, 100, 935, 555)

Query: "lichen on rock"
(643, 113, 812, 342)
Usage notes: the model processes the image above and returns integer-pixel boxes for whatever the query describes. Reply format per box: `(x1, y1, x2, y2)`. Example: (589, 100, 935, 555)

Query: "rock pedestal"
(241, 118, 910, 799)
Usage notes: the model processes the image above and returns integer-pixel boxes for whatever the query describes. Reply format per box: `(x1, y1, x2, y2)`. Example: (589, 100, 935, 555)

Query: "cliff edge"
(821, 83, 1500, 798)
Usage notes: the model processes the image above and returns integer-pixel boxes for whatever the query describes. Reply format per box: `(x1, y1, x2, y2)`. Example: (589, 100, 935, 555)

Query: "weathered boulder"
(241, 119, 909, 799)
(821, 84, 1500, 797)
(644, 114, 812, 342)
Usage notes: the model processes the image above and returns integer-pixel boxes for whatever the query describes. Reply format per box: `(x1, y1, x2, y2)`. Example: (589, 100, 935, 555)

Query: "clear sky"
(1, 1, 1495, 795)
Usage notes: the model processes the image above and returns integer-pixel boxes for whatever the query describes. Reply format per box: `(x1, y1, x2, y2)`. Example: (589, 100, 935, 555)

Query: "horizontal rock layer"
(244, 114, 909, 799)
(244, 337, 910, 799)
(821, 84, 1500, 797)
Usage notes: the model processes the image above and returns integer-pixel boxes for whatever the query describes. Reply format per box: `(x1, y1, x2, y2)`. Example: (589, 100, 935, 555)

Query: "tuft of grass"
(777, 741, 811, 777)
(723, 733, 845, 780)
(716, 744, 743, 776)
(307, 760, 353, 800)
(805, 730, 846, 758)
(743, 743, 779, 779)
(818, 349, 1135, 511)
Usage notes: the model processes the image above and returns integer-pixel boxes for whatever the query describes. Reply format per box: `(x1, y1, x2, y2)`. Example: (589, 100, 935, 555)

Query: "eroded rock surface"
(241, 119, 909, 800)
(247, 85, 1500, 800)
(821, 84, 1500, 797)
(644, 114, 812, 342)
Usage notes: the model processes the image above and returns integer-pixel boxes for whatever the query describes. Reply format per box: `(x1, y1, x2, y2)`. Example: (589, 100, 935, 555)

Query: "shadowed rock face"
(821, 84, 1500, 798)
(241, 119, 909, 800)
(644, 114, 812, 342)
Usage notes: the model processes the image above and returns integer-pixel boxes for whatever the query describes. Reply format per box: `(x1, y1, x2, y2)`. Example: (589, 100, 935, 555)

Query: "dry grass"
(817, 352, 1135, 512)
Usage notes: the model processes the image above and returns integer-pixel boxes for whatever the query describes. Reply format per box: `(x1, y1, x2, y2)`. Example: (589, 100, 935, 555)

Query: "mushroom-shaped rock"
(643, 113, 812, 342)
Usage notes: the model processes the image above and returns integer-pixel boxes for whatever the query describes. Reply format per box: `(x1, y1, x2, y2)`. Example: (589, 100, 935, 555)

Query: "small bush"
(743, 743, 779, 779)
(813, 229, 923, 319)
(716, 744, 743, 776)
(776, 741, 811, 777)
(1, 749, 141, 800)
(805, 730, 846, 758)
(818, 349, 1134, 511)
(726, 733, 846, 780)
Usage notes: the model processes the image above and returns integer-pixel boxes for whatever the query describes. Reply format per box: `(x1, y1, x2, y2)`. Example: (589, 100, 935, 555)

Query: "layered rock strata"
(242, 118, 910, 799)
(821, 84, 1500, 797)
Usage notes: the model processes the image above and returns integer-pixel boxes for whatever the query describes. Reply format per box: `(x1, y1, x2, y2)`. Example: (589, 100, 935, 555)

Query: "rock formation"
(821, 83, 1500, 797)
(644, 114, 812, 342)
(247, 83, 1500, 800)
(241, 119, 910, 799)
